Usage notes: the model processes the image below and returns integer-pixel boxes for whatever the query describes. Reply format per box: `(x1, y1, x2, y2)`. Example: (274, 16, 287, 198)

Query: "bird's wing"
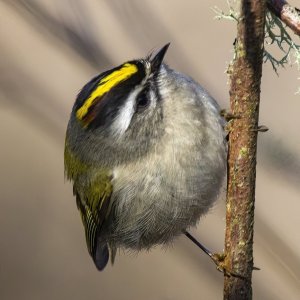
(75, 172, 113, 270)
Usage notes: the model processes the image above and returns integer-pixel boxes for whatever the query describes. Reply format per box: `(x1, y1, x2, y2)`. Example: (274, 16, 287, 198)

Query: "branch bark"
(224, 1, 267, 299)
(267, 0, 300, 36)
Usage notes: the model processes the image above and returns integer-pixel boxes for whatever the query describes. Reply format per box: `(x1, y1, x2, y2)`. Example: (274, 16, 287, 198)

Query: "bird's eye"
(136, 89, 150, 110)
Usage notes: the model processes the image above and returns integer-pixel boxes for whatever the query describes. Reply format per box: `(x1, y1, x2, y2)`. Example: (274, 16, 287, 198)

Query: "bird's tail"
(93, 243, 109, 271)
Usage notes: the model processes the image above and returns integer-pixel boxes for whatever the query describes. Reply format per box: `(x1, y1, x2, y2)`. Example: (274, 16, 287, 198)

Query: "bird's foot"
(210, 253, 260, 279)
(220, 109, 241, 122)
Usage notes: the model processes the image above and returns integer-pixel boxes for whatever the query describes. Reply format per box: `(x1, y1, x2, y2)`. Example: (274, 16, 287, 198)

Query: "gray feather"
(66, 60, 227, 268)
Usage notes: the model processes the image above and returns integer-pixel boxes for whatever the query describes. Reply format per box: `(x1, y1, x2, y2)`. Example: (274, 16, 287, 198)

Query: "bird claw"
(220, 109, 269, 133)
(210, 253, 260, 279)
(210, 253, 247, 279)
(183, 232, 260, 279)
(220, 109, 241, 122)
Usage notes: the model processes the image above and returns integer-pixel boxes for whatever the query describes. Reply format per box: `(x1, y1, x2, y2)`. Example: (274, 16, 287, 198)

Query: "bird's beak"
(149, 43, 170, 73)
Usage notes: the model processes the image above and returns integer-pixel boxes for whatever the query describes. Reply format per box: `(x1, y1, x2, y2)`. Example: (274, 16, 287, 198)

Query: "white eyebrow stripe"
(111, 85, 143, 136)
(110, 64, 152, 137)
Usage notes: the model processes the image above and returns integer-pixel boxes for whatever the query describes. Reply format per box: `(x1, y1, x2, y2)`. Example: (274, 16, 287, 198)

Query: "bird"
(64, 43, 227, 271)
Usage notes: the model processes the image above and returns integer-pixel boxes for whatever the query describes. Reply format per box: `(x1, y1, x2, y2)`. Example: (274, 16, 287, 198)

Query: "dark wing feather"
(74, 173, 113, 270)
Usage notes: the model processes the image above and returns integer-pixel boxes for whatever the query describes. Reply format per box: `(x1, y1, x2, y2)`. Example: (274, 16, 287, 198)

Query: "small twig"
(267, 0, 300, 36)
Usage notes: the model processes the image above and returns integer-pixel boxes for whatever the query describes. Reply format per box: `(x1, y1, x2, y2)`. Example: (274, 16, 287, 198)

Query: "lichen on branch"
(214, 0, 300, 76)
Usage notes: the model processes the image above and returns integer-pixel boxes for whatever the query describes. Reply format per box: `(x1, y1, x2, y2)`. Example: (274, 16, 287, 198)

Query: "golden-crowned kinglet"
(64, 44, 227, 271)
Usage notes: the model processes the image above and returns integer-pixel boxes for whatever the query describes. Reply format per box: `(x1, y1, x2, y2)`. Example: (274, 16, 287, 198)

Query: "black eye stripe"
(88, 70, 148, 129)
(136, 88, 150, 110)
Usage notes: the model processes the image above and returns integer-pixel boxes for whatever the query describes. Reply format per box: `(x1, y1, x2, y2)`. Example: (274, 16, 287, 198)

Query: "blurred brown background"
(0, 1, 300, 299)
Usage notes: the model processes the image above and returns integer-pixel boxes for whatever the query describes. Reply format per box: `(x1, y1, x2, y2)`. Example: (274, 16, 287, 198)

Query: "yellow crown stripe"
(76, 63, 138, 120)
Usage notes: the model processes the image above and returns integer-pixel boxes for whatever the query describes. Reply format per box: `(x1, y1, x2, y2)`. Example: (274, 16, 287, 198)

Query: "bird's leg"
(184, 231, 226, 272)
(184, 231, 247, 279)
(184, 231, 214, 258)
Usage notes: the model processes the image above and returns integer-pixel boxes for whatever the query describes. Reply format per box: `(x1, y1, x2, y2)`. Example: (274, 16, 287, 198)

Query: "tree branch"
(267, 0, 300, 35)
(224, 1, 267, 299)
